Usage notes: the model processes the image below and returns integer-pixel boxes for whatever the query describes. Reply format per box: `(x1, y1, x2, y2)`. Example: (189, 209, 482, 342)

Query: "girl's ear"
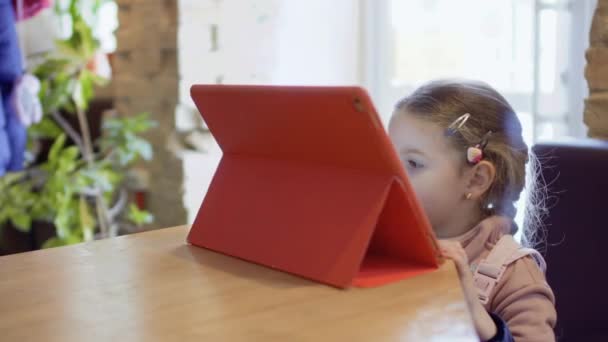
(466, 160, 496, 200)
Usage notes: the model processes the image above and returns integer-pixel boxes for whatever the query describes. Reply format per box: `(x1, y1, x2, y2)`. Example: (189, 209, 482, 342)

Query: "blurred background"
(0, 0, 602, 254)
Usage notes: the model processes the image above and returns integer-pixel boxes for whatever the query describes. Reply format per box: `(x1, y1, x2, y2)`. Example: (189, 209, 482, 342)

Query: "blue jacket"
(0, 0, 26, 176)
(488, 312, 515, 342)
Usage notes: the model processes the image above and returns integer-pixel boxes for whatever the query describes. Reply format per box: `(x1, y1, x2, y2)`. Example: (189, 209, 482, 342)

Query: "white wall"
(271, 1, 362, 85)
(178, 0, 363, 223)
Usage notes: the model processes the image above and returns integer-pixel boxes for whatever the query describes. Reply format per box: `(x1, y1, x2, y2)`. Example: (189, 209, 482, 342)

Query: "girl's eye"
(407, 159, 423, 169)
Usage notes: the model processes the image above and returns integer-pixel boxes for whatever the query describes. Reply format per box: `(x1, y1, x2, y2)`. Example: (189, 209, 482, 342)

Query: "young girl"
(388, 80, 556, 342)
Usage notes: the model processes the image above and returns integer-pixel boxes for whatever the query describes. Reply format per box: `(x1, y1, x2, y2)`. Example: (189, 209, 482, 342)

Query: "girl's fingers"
(438, 240, 470, 276)
(438, 241, 467, 259)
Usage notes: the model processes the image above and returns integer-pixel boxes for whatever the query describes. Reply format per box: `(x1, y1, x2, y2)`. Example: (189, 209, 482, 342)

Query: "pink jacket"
(454, 216, 557, 342)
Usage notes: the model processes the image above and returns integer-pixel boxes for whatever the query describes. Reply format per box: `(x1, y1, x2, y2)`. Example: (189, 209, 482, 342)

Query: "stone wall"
(113, 0, 187, 228)
(586, 0, 608, 139)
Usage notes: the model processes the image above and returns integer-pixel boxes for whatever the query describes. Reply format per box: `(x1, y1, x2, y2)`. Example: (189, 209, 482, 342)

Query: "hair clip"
(467, 131, 492, 165)
(444, 113, 492, 165)
(445, 113, 471, 137)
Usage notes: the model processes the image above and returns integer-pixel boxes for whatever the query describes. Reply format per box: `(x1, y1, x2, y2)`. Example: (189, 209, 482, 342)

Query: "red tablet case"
(187, 85, 441, 288)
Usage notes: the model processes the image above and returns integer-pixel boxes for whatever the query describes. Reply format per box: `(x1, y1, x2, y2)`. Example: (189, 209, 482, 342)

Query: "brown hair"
(392, 79, 545, 247)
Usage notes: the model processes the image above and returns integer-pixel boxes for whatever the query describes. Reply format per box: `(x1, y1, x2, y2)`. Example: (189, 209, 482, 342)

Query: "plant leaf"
(11, 213, 32, 232)
(48, 134, 67, 164)
(28, 117, 63, 139)
(42, 237, 67, 249)
(79, 196, 95, 241)
(127, 203, 154, 226)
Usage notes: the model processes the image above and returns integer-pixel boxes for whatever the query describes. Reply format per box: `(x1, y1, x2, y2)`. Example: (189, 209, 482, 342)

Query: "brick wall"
(586, 0, 608, 139)
(113, 0, 187, 227)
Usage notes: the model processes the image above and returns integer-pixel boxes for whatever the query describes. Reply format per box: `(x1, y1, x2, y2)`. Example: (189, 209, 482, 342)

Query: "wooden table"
(0, 226, 476, 341)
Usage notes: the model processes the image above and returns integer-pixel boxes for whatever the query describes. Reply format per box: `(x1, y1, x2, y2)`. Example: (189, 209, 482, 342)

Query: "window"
(364, 0, 596, 235)
(365, 0, 596, 143)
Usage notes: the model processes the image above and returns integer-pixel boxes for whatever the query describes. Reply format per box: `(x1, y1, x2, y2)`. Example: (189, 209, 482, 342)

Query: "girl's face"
(388, 113, 473, 238)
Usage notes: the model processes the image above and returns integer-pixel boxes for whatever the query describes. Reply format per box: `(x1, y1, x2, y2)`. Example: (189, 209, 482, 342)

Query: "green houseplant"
(0, 0, 155, 249)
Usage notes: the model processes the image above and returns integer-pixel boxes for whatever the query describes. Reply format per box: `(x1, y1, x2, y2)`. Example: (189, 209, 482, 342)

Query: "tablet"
(187, 85, 440, 288)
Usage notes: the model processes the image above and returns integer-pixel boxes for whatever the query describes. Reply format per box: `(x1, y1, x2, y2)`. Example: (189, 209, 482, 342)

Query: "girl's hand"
(438, 240, 497, 341)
